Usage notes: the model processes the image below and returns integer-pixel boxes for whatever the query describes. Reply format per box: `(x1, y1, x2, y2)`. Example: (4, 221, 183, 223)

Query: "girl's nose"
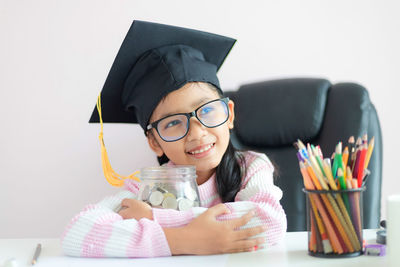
(186, 117, 207, 141)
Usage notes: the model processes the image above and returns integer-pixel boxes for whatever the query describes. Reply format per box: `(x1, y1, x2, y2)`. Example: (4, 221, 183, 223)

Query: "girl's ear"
(147, 131, 164, 157)
(227, 100, 235, 129)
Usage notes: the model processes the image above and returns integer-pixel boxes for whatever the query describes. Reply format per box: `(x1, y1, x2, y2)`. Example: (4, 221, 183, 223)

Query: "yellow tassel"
(96, 93, 140, 187)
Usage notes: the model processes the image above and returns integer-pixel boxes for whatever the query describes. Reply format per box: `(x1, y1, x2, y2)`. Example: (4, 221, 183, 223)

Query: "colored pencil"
(309, 192, 333, 253)
(342, 146, 349, 179)
(347, 167, 362, 242)
(310, 211, 318, 252)
(357, 142, 368, 188)
(351, 178, 362, 242)
(352, 138, 362, 180)
(337, 168, 351, 217)
(364, 137, 375, 169)
(333, 143, 345, 179)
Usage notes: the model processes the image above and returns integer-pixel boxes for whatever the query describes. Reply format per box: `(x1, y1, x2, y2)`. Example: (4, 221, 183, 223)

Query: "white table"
(0, 230, 388, 267)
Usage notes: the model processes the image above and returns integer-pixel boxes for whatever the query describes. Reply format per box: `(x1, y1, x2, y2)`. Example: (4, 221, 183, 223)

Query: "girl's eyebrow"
(192, 97, 213, 109)
(158, 97, 213, 119)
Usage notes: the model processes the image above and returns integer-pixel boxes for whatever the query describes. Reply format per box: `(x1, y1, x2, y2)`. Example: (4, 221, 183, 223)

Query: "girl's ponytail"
(157, 154, 169, 165)
(215, 140, 245, 202)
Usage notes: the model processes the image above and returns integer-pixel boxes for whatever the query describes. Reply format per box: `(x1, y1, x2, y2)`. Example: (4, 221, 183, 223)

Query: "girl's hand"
(164, 203, 267, 255)
(118, 198, 153, 221)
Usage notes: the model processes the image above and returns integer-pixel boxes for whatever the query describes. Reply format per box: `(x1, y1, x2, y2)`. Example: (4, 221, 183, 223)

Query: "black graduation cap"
(89, 20, 236, 131)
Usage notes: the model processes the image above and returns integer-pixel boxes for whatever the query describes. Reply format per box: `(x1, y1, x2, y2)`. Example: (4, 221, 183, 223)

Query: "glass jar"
(137, 165, 200, 211)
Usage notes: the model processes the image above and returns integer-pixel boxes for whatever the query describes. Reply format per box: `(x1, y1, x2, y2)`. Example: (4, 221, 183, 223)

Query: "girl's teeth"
(189, 144, 213, 155)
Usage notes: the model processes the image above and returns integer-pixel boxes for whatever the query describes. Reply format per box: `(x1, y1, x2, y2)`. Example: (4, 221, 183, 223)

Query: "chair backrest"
(225, 78, 382, 231)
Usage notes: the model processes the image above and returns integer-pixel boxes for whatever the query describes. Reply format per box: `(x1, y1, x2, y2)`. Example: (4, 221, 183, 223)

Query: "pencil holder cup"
(303, 187, 366, 258)
(137, 166, 200, 211)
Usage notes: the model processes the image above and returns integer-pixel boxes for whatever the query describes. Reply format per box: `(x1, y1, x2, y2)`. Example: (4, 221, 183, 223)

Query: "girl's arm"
(61, 183, 267, 257)
(61, 189, 171, 258)
(151, 152, 287, 247)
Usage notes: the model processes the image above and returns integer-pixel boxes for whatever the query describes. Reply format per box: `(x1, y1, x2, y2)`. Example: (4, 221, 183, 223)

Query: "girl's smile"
(186, 142, 216, 158)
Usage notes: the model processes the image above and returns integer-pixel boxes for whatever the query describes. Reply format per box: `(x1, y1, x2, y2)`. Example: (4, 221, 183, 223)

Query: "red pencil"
(352, 138, 362, 180)
(357, 143, 368, 187)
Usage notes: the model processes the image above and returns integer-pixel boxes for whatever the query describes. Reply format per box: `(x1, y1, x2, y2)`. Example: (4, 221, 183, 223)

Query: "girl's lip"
(186, 143, 215, 159)
(186, 143, 215, 153)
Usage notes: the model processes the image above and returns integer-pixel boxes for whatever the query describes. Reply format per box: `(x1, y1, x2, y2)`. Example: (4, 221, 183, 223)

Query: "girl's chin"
(189, 157, 220, 173)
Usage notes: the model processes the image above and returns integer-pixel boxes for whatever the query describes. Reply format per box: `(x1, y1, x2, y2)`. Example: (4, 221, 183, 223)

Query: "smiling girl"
(61, 20, 286, 257)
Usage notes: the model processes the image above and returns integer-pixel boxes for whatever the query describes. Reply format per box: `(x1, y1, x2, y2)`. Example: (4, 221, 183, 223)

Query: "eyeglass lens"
(157, 99, 228, 141)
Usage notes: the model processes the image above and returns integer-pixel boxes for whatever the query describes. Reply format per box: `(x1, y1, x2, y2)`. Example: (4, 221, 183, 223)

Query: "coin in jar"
(149, 190, 164, 206)
(178, 198, 194, 211)
(156, 186, 168, 193)
(184, 185, 197, 201)
(162, 194, 178, 210)
(141, 185, 151, 201)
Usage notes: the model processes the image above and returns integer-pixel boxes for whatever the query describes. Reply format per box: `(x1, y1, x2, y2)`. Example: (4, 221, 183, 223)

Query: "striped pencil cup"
(303, 187, 366, 258)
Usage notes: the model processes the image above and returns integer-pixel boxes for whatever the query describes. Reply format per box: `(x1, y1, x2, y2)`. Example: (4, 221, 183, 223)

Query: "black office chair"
(225, 78, 382, 231)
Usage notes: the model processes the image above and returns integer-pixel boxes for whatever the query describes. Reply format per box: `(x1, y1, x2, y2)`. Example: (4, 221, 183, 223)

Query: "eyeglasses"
(147, 97, 230, 142)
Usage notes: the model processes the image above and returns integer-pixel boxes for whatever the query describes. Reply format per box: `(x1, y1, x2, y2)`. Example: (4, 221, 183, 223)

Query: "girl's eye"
(200, 106, 214, 115)
(164, 119, 181, 129)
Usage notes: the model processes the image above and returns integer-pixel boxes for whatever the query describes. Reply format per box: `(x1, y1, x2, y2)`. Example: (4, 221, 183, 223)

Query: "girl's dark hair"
(156, 82, 245, 202)
(215, 140, 245, 202)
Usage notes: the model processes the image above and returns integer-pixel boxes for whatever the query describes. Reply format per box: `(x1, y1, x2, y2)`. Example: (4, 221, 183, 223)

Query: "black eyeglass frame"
(146, 97, 230, 142)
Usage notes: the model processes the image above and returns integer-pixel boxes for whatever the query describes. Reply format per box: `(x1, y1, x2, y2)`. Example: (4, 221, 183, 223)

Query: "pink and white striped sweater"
(61, 151, 287, 257)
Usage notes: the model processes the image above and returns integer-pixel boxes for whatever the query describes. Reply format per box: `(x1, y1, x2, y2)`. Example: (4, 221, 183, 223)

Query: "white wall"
(1, 0, 399, 238)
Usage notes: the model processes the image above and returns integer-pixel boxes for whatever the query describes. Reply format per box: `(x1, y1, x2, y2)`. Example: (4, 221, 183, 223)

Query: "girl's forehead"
(152, 82, 219, 119)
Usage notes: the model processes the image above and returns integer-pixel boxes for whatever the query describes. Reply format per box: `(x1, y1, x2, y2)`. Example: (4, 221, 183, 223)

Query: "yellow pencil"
(323, 159, 337, 190)
(309, 195, 333, 253)
(297, 139, 306, 150)
(342, 147, 349, 180)
(364, 136, 375, 169)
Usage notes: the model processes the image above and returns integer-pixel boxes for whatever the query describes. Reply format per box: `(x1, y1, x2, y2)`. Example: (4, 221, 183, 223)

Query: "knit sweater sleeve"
(61, 182, 171, 258)
(232, 152, 287, 246)
(152, 152, 287, 247)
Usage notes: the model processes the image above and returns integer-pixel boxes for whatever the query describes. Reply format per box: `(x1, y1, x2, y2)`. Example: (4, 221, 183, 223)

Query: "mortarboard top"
(89, 20, 236, 131)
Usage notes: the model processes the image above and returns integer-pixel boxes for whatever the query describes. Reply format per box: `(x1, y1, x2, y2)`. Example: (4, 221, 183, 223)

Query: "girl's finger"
(230, 237, 265, 252)
(234, 225, 267, 240)
(118, 208, 128, 219)
(227, 247, 250, 254)
(229, 210, 255, 229)
(120, 198, 132, 207)
(206, 203, 231, 218)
